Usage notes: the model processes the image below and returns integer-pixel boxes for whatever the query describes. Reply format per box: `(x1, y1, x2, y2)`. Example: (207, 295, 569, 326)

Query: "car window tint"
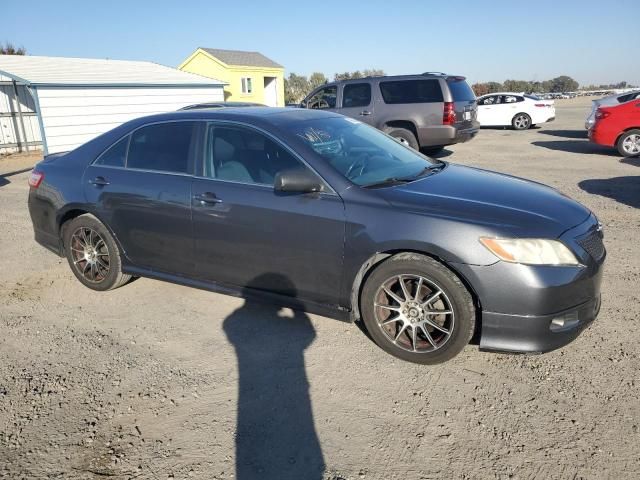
(127, 122, 196, 174)
(307, 86, 337, 109)
(447, 79, 476, 101)
(342, 83, 371, 108)
(205, 124, 303, 185)
(379, 80, 443, 104)
(95, 136, 128, 167)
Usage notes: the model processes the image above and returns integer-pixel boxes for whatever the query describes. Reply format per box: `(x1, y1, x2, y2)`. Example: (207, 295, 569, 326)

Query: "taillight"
(443, 102, 456, 125)
(595, 109, 611, 120)
(28, 171, 44, 188)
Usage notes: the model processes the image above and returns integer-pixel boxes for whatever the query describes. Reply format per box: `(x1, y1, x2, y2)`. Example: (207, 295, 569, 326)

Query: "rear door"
(339, 82, 376, 126)
(446, 77, 478, 129)
(83, 121, 198, 276)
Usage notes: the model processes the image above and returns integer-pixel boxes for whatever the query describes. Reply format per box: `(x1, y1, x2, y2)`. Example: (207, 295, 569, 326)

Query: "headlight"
(479, 237, 581, 266)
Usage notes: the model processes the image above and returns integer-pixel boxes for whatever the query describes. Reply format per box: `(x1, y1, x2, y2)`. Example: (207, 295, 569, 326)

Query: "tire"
(62, 214, 131, 291)
(512, 113, 532, 130)
(387, 128, 419, 150)
(421, 146, 445, 156)
(616, 129, 640, 157)
(360, 253, 475, 364)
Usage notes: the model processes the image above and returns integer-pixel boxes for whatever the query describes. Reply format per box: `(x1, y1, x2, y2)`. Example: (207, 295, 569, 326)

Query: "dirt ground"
(1, 97, 639, 479)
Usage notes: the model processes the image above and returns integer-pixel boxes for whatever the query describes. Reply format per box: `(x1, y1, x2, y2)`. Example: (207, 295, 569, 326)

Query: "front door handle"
(359, 110, 372, 116)
(194, 192, 223, 205)
(90, 176, 110, 186)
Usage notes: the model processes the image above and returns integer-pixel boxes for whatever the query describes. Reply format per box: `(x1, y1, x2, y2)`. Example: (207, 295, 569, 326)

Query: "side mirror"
(274, 168, 324, 193)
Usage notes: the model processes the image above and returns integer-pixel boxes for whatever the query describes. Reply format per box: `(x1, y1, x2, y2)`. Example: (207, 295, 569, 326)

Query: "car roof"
(323, 73, 465, 86)
(127, 107, 343, 128)
(478, 92, 527, 97)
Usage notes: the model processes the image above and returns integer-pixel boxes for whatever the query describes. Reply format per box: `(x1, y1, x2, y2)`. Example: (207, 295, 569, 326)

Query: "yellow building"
(179, 48, 285, 107)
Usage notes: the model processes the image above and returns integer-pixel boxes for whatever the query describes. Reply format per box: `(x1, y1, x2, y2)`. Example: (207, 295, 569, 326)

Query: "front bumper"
(452, 214, 605, 353)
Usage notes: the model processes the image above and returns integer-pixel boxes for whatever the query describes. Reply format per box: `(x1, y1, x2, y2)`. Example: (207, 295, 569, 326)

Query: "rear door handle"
(90, 176, 110, 186)
(359, 110, 372, 116)
(193, 192, 223, 205)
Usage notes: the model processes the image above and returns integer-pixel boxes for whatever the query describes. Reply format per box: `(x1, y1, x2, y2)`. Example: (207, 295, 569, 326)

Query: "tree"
(0, 42, 26, 55)
(308, 72, 327, 90)
(284, 73, 309, 104)
(549, 75, 579, 93)
(334, 69, 384, 81)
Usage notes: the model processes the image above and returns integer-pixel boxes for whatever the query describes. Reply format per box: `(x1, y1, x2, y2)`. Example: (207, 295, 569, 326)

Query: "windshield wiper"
(363, 177, 413, 189)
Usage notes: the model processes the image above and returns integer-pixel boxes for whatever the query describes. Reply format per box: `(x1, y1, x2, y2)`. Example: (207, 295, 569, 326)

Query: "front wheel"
(62, 214, 132, 291)
(512, 113, 532, 130)
(360, 253, 475, 364)
(617, 129, 640, 157)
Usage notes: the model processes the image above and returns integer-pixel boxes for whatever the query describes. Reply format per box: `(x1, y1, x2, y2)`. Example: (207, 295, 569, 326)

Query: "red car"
(589, 99, 640, 157)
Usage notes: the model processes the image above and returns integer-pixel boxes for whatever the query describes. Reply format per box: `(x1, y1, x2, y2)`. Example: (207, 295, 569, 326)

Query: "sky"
(4, 0, 639, 87)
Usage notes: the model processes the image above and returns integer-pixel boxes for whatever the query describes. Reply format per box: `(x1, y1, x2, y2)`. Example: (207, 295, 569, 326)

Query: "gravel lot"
(1, 97, 639, 479)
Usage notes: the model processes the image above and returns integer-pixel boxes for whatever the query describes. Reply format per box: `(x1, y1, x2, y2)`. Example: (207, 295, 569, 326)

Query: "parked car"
(180, 101, 264, 110)
(476, 93, 555, 130)
(28, 108, 605, 364)
(299, 73, 479, 155)
(589, 99, 640, 157)
(585, 90, 640, 129)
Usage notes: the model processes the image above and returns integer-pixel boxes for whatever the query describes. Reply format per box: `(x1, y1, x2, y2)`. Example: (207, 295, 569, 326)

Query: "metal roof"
(0, 55, 226, 87)
(200, 48, 283, 69)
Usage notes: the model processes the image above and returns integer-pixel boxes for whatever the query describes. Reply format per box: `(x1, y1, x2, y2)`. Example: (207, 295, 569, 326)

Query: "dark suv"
(301, 73, 479, 154)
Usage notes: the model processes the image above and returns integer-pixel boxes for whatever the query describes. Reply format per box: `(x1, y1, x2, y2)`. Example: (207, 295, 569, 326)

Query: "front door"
(191, 122, 345, 306)
(83, 121, 197, 276)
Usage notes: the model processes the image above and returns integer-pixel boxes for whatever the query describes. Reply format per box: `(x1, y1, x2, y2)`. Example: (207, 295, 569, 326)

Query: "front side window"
(127, 122, 196, 174)
(288, 117, 439, 187)
(306, 86, 337, 109)
(204, 124, 304, 185)
(95, 136, 128, 167)
(342, 83, 371, 108)
(241, 77, 253, 94)
(379, 79, 443, 104)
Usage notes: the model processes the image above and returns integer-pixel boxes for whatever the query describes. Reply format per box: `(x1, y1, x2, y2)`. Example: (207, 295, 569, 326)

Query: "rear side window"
(447, 79, 476, 101)
(95, 136, 128, 167)
(342, 83, 371, 108)
(380, 80, 443, 104)
(127, 122, 196, 174)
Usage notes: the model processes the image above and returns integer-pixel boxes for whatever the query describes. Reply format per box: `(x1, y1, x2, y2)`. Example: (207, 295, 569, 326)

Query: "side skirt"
(122, 265, 352, 322)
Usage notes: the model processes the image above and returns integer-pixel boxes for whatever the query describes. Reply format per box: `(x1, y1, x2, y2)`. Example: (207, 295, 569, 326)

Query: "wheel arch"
(57, 207, 127, 258)
(382, 120, 419, 140)
(615, 127, 640, 148)
(349, 249, 482, 338)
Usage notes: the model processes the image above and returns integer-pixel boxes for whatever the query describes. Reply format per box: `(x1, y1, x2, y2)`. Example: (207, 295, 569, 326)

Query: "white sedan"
(476, 93, 555, 130)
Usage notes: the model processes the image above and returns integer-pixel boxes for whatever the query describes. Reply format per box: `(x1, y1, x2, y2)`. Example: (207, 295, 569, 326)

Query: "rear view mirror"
(274, 168, 324, 193)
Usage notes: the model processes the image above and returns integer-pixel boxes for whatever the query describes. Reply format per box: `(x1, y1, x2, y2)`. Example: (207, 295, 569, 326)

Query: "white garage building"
(0, 55, 225, 154)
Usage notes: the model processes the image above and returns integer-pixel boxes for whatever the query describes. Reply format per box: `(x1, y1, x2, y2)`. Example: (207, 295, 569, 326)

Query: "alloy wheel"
(373, 274, 455, 353)
(69, 227, 111, 283)
(514, 114, 530, 129)
(622, 134, 640, 155)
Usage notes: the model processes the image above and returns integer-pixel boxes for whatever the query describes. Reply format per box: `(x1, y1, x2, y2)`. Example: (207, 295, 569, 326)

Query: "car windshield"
(287, 117, 441, 187)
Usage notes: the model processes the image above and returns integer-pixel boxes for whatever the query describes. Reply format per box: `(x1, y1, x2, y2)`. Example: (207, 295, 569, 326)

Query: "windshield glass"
(287, 117, 439, 187)
(447, 79, 476, 101)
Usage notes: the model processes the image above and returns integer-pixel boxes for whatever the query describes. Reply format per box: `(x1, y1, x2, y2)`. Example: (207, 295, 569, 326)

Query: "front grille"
(578, 231, 605, 261)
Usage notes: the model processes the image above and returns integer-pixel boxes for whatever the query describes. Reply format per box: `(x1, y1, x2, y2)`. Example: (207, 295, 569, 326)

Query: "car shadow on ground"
(531, 140, 617, 156)
(222, 273, 325, 480)
(0, 167, 32, 188)
(621, 156, 640, 168)
(579, 176, 640, 209)
(537, 129, 588, 139)
(422, 148, 453, 159)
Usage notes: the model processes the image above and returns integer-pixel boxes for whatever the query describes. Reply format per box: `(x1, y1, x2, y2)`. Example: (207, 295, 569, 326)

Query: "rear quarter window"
(447, 79, 476, 101)
(379, 80, 443, 104)
(95, 136, 128, 167)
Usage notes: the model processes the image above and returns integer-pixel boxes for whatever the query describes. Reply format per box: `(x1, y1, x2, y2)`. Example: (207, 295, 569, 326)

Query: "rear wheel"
(617, 130, 640, 157)
(62, 214, 131, 291)
(387, 128, 419, 150)
(360, 253, 475, 364)
(512, 113, 532, 130)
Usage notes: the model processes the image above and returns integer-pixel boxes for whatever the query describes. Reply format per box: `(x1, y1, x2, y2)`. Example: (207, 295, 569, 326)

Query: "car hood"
(378, 164, 591, 238)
